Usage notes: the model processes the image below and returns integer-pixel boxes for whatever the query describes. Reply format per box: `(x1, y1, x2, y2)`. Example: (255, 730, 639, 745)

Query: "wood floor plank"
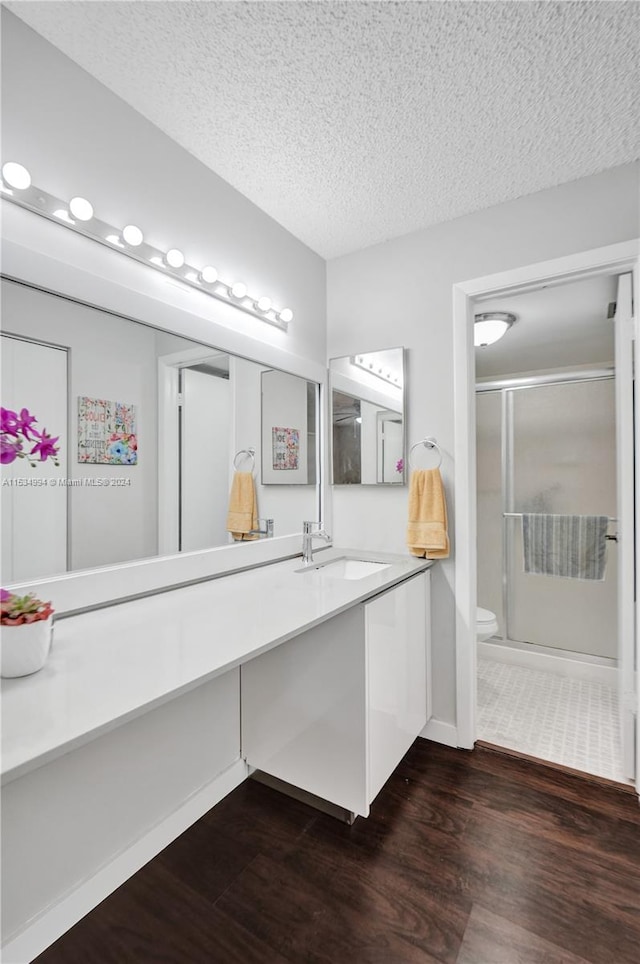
(34, 861, 289, 964)
(404, 741, 639, 824)
(200, 776, 320, 859)
(456, 903, 592, 964)
(454, 809, 640, 962)
(216, 851, 456, 963)
(155, 813, 258, 904)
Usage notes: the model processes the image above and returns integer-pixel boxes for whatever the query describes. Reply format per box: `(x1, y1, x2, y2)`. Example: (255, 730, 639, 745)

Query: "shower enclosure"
(477, 371, 617, 659)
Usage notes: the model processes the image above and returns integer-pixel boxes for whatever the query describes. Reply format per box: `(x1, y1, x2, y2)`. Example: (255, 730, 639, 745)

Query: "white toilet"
(476, 607, 498, 642)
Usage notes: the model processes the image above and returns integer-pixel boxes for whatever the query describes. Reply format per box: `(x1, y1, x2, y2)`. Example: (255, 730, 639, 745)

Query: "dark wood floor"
(35, 741, 640, 964)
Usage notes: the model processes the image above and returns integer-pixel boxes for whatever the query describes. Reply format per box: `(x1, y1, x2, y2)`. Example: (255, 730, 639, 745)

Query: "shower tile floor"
(477, 656, 629, 784)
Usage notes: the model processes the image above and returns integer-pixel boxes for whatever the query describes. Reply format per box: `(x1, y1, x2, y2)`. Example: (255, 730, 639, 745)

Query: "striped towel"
(522, 514, 609, 581)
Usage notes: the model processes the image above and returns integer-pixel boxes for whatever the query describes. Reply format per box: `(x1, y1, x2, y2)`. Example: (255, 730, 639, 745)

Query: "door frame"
(157, 347, 233, 555)
(1, 330, 71, 577)
(452, 240, 640, 780)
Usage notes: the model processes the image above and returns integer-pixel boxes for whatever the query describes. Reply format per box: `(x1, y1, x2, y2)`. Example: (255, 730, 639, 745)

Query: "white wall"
(327, 162, 640, 731)
(0, 8, 326, 369)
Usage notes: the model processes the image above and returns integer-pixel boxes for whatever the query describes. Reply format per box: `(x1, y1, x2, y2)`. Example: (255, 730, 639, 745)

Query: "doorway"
(452, 240, 640, 794)
(474, 275, 623, 780)
(179, 363, 231, 552)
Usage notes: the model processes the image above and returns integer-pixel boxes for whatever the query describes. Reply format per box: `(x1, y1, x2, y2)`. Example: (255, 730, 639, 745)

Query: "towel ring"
(233, 447, 256, 472)
(408, 437, 443, 470)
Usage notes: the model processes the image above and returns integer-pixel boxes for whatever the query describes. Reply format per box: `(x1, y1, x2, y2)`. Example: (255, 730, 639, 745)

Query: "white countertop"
(1, 549, 431, 783)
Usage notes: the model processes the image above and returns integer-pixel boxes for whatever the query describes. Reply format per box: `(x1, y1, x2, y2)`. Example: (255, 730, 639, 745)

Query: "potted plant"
(1, 590, 55, 677)
(1, 405, 60, 676)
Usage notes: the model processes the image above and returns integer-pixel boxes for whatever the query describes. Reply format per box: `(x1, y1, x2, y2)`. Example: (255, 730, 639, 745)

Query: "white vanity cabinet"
(241, 570, 431, 817)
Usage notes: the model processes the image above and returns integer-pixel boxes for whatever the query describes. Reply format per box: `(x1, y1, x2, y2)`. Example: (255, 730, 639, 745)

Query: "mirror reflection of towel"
(227, 472, 258, 541)
(406, 468, 450, 559)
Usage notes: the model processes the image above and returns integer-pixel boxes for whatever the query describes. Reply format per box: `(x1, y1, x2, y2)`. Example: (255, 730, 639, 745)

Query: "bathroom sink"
(297, 557, 392, 580)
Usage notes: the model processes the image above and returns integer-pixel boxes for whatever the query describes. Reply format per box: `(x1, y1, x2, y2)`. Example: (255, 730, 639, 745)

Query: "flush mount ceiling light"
(474, 312, 516, 348)
(0, 160, 293, 332)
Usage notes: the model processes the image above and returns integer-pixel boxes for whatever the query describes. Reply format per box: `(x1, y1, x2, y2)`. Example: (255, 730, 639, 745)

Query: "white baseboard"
(420, 718, 460, 748)
(2, 758, 249, 964)
(478, 639, 617, 686)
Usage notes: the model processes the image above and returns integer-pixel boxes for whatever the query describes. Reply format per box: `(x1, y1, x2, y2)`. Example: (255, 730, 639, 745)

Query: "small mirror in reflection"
(330, 347, 405, 485)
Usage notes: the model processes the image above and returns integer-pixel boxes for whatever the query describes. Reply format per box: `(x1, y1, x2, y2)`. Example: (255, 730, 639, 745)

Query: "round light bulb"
(231, 282, 247, 299)
(257, 296, 272, 312)
(122, 224, 143, 246)
(2, 162, 31, 190)
(166, 248, 185, 268)
(279, 308, 293, 324)
(200, 265, 218, 284)
(69, 196, 93, 221)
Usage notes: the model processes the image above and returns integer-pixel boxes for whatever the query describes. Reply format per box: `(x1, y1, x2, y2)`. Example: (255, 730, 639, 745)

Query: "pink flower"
(0, 408, 19, 436)
(1, 406, 60, 466)
(30, 431, 60, 462)
(18, 408, 39, 438)
(1, 436, 22, 464)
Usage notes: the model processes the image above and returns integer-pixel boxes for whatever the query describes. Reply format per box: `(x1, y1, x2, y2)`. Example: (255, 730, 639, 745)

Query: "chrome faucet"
(302, 520, 331, 565)
(248, 518, 274, 538)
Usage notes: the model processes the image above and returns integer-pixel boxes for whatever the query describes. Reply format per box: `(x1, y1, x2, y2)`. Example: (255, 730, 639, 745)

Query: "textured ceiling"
(6, 1, 640, 258)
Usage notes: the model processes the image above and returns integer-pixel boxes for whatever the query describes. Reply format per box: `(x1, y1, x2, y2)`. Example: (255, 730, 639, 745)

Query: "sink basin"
(298, 557, 392, 580)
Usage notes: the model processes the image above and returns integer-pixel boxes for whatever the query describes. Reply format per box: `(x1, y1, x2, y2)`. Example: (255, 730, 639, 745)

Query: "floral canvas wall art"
(272, 427, 299, 470)
(78, 397, 138, 465)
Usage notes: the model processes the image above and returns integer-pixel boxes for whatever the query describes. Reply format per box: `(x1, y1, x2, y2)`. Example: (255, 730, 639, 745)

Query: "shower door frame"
(477, 368, 616, 651)
(452, 239, 640, 795)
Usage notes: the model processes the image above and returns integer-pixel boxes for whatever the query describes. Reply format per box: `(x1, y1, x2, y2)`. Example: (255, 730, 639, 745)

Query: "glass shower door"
(508, 378, 617, 657)
(477, 392, 505, 634)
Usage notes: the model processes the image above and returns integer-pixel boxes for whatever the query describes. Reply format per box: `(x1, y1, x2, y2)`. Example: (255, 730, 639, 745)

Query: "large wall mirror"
(1, 277, 321, 584)
(330, 347, 406, 485)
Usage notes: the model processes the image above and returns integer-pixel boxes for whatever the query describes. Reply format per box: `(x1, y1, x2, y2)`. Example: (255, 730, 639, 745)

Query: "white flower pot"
(1, 616, 53, 678)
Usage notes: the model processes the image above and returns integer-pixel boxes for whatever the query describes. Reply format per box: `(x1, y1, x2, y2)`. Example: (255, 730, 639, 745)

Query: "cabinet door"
(241, 605, 369, 816)
(366, 572, 429, 803)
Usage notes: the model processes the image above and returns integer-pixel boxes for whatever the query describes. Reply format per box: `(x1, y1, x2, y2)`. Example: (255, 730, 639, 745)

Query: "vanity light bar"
(350, 355, 401, 388)
(0, 162, 293, 332)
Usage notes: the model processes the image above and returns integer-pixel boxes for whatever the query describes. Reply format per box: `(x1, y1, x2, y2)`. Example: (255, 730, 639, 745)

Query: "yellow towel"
(226, 471, 259, 541)
(406, 468, 450, 559)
